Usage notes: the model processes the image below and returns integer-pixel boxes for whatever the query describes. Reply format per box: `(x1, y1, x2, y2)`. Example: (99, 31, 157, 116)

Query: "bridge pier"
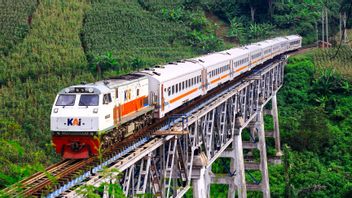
(272, 93, 283, 157)
(192, 167, 210, 198)
(256, 108, 270, 198)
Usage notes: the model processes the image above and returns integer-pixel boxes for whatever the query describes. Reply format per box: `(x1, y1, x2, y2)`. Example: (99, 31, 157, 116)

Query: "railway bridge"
(3, 56, 287, 198)
(59, 57, 286, 198)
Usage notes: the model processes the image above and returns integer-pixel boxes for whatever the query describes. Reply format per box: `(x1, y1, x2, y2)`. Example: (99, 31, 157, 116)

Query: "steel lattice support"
(63, 58, 287, 198)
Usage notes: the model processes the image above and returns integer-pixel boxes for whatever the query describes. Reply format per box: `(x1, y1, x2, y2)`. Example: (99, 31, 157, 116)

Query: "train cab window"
(56, 94, 76, 106)
(79, 94, 99, 106)
(103, 93, 112, 104)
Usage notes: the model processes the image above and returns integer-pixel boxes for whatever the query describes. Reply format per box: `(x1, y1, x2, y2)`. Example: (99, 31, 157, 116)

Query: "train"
(50, 35, 302, 159)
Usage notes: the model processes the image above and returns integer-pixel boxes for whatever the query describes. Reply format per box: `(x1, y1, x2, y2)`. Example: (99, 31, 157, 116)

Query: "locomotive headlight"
(93, 108, 98, 113)
(65, 88, 70, 93)
(54, 108, 58, 113)
(88, 88, 94, 93)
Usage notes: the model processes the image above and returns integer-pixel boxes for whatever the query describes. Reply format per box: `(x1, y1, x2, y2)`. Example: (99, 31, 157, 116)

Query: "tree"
(237, 0, 267, 22)
(93, 52, 119, 79)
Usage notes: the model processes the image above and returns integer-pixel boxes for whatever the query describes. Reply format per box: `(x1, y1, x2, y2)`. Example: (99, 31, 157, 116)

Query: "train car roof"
(285, 35, 302, 41)
(244, 43, 262, 52)
(223, 47, 249, 58)
(190, 52, 233, 67)
(139, 61, 203, 82)
(59, 74, 147, 94)
(274, 37, 289, 43)
(255, 40, 273, 48)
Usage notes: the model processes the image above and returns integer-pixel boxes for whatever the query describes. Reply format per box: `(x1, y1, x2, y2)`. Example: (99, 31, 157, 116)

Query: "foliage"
(313, 47, 352, 81)
(275, 53, 352, 197)
(228, 17, 245, 43)
(0, 0, 93, 188)
(0, 0, 37, 56)
(82, 0, 200, 77)
(188, 30, 223, 53)
(76, 168, 125, 197)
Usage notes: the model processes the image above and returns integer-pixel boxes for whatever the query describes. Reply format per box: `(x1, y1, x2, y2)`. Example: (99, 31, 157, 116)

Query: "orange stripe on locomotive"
(113, 95, 148, 123)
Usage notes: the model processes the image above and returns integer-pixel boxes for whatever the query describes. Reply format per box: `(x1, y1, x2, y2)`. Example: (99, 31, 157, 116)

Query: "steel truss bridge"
(22, 56, 286, 198)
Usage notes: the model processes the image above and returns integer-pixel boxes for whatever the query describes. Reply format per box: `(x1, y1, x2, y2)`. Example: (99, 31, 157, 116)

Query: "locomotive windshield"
(79, 94, 99, 106)
(56, 94, 76, 106)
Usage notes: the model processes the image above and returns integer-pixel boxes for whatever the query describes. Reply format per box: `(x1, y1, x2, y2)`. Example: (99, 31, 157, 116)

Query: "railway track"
(1, 47, 313, 197)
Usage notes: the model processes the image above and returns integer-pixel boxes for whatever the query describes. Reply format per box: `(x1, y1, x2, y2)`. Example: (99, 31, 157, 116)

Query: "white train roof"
(223, 47, 249, 58)
(255, 40, 273, 48)
(190, 52, 232, 67)
(285, 35, 302, 41)
(244, 43, 262, 52)
(59, 74, 147, 94)
(140, 61, 203, 82)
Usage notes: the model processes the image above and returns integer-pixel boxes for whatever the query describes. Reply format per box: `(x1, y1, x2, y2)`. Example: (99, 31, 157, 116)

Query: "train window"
(182, 81, 185, 90)
(115, 89, 118, 99)
(103, 93, 112, 104)
(124, 90, 128, 101)
(56, 94, 76, 106)
(176, 84, 178, 93)
(80, 94, 99, 106)
(172, 85, 175, 94)
(178, 83, 181, 91)
(168, 87, 171, 96)
(136, 89, 140, 96)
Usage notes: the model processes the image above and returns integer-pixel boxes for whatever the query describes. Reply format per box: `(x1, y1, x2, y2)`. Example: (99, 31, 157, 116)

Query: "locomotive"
(51, 35, 302, 159)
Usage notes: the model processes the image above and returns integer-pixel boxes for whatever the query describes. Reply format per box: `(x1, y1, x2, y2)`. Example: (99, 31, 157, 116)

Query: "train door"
(229, 59, 234, 78)
(113, 88, 121, 125)
(101, 92, 114, 129)
(201, 68, 208, 94)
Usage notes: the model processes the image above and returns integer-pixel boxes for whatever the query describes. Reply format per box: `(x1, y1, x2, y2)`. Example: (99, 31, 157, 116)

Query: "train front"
(50, 86, 106, 159)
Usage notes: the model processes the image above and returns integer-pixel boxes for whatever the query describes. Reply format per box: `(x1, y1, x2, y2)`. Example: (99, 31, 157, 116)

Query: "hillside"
(0, 0, 351, 197)
(0, 0, 93, 188)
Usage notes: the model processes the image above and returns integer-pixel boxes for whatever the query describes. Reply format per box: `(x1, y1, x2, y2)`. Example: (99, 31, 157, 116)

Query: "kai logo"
(67, 118, 81, 126)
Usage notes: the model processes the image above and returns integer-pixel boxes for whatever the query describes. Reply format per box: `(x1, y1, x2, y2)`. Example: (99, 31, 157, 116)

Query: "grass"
(0, 0, 94, 187)
(0, 0, 37, 56)
(312, 46, 352, 81)
(82, 0, 199, 71)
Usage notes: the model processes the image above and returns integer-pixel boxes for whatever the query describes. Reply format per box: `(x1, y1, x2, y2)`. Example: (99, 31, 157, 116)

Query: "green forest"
(0, 0, 351, 197)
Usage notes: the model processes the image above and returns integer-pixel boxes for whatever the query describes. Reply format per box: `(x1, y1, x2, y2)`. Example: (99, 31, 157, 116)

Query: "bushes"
(188, 30, 223, 53)
(0, 0, 94, 187)
(0, 0, 37, 56)
(82, 0, 198, 75)
(275, 53, 352, 197)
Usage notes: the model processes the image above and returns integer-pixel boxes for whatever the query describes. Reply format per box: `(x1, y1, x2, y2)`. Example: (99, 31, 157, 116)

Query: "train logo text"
(67, 118, 81, 126)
